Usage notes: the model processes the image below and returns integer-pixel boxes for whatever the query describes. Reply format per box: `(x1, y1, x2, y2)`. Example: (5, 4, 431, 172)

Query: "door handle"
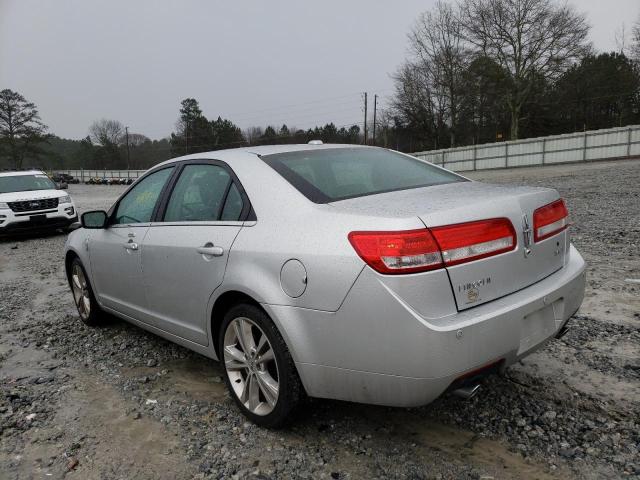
(196, 243, 224, 257)
(123, 242, 138, 251)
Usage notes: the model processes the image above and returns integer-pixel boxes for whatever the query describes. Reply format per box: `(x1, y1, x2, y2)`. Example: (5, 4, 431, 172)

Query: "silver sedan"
(64, 144, 586, 427)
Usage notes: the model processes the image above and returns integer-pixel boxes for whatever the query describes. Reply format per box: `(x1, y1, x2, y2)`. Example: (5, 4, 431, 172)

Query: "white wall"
(413, 125, 640, 172)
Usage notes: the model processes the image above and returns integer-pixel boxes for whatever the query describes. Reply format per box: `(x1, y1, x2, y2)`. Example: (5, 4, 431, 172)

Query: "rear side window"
(262, 148, 465, 203)
(220, 183, 244, 221)
(164, 164, 232, 222)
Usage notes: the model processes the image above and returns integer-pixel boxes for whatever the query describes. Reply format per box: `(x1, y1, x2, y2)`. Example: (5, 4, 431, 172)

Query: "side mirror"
(81, 210, 108, 229)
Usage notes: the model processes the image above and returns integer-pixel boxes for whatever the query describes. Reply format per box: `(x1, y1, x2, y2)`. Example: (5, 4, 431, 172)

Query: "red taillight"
(348, 229, 443, 274)
(431, 218, 517, 266)
(348, 218, 517, 274)
(533, 199, 569, 242)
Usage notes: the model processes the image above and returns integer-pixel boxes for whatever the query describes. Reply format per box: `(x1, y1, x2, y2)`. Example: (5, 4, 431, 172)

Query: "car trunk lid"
(331, 181, 567, 310)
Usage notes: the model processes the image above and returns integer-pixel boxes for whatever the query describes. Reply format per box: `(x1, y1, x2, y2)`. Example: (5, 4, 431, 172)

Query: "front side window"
(262, 148, 466, 203)
(0, 174, 56, 194)
(113, 167, 174, 224)
(164, 164, 234, 222)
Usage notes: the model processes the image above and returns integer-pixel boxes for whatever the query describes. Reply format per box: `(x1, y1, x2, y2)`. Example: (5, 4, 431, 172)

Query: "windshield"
(0, 174, 56, 194)
(262, 148, 466, 203)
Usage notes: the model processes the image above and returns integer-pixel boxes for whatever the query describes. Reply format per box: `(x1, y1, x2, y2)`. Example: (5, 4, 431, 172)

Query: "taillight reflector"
(533, 199, 569, 242)
(348, 229, 443, 274)
(431, 218, 517, 266)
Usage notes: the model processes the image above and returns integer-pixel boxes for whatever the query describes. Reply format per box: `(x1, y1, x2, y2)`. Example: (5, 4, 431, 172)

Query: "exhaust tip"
(452, 383, 481, 400)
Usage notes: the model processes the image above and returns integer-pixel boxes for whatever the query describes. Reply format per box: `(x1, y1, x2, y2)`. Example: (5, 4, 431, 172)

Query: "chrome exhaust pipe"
(452, 383, 481, 400)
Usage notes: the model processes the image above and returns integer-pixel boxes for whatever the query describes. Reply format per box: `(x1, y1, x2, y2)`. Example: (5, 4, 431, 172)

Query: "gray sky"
(1, 0, 638, 140)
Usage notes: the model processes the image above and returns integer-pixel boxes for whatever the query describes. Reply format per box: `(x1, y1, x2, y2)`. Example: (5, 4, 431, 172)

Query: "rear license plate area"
(518, 304, 556, 355)
(29, 214, 47, 223)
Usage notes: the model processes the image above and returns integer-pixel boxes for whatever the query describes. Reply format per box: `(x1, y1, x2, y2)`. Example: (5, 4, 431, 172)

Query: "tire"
(69, 258, 102, 326)
(219, 303, 302, 428)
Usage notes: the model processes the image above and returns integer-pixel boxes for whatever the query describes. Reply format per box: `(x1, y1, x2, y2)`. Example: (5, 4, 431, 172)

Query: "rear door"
(140, 161, 250, 345)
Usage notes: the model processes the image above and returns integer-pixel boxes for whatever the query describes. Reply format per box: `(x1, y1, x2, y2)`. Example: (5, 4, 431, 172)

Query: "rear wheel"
(219, 304, 301, 428)
(69, 258, 102, 326)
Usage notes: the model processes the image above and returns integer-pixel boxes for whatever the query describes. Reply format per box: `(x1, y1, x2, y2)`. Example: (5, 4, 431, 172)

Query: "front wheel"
(69, 258, 102, 326)
(219, 304, 302, 428)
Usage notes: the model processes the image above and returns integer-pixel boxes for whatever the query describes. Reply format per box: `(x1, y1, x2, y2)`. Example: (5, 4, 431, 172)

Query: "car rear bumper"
(264, 244, 586, 407)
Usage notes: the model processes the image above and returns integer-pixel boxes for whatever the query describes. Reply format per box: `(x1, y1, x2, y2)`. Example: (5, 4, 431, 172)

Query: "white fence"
(413, 124, 640, 172)
(55, 169, 147, 182)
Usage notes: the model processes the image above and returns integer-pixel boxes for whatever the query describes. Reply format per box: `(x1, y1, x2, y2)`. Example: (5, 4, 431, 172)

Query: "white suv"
(0, 170, 78, 234)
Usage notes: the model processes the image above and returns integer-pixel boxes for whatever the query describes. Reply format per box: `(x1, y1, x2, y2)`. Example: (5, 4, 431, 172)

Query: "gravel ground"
(1, 160, 639, 479)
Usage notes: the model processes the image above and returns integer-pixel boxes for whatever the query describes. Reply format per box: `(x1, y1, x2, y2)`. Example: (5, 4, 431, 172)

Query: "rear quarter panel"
(221, 154, 426, 311)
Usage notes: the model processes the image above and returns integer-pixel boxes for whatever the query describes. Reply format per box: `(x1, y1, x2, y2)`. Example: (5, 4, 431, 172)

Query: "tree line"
(1, 0, 639, 170)
(386, 0, 640, 152)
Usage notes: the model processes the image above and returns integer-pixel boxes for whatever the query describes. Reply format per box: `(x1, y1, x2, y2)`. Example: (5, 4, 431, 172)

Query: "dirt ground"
(1, 159, 638, 479)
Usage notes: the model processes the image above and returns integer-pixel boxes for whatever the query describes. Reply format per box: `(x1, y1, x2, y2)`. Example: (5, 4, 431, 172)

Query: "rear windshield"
(0, 174, 56, 194)
(261, 147, 465, 203)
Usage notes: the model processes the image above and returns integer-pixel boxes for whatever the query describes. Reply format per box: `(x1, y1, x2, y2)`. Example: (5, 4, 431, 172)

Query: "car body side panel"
(140, 222, 243, 346)
(65, 229, 93, 281)
(87, 224, 151, 320)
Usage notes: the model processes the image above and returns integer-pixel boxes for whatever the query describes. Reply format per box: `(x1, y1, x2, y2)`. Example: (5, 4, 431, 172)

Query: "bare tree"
(391, 61, 447, 149)
(631, 15, 640, 63)
(88, 119, 124, 146)
(244, 126, 263, 145)
(123, 133, 150, 147)
(0, 89, 49, 169)
(615, 23, 628, 55)
(460, 0, 590, 139)
(408, 1, 469, 146)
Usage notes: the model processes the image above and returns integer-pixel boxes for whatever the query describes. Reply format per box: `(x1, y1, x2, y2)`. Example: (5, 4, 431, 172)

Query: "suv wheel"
(70, 258, 102, 326)
(219, 304, 302, 428)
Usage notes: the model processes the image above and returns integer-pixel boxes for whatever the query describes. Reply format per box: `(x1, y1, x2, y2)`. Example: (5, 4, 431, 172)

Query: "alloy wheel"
(71, 263, 91, 320)
(223, 317, 280, 415)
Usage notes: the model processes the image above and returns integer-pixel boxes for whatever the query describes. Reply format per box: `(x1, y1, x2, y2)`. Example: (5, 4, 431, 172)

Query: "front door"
(89, 167, 175, 320)
(141, 162, 247, 345)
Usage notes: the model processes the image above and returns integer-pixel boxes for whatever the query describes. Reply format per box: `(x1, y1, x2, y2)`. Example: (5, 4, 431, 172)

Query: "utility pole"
(125, 126, 130, 171)
(363, 92, 368, 145)
(185, 121, 189, 154)
(372, 94, 377, 146)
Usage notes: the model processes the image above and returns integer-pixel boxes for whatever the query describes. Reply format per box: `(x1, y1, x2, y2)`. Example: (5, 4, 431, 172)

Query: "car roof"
(153, 143, 371, 169)
(0, 169, 45, 177)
